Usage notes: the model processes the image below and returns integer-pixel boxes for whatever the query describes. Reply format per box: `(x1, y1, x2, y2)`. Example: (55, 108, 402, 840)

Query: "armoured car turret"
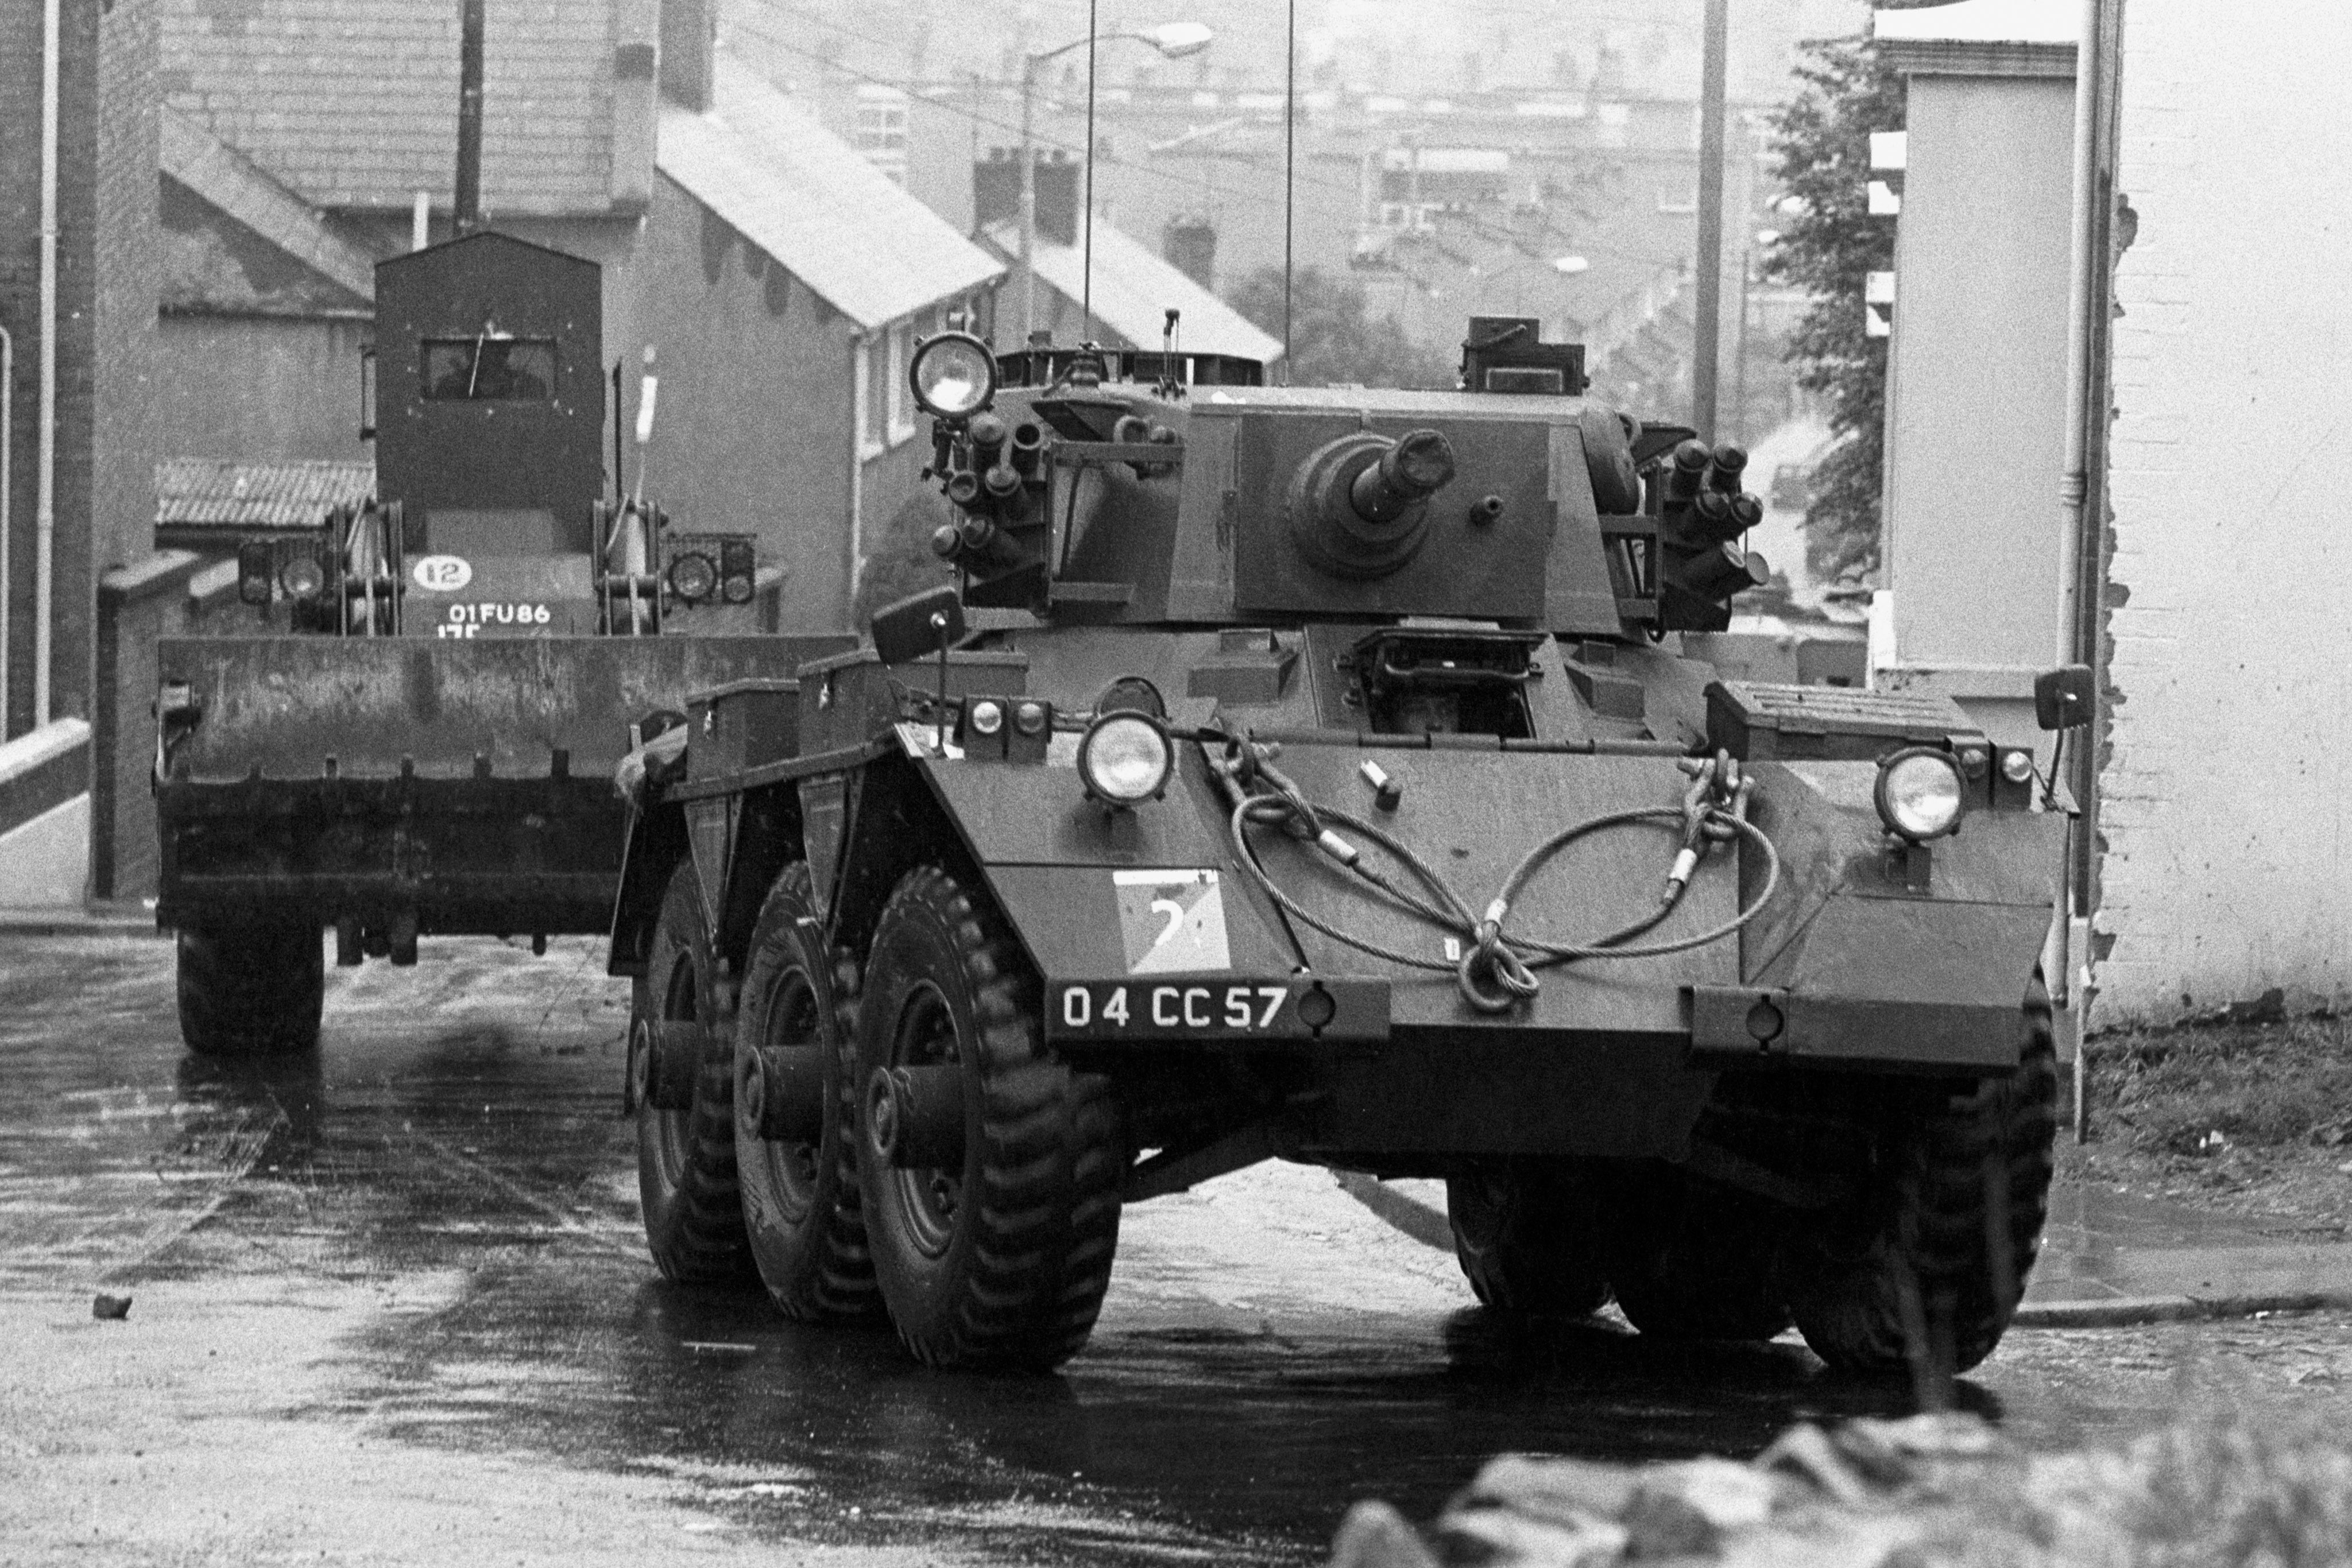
(611, 318, 2084, 1376)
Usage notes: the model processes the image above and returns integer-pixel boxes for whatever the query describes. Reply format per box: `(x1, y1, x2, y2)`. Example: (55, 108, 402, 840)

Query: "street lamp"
(1018, 20, 1213, 348)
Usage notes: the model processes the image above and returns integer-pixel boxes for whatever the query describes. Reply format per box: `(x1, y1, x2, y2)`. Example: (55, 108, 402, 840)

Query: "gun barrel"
(1350, 429, 1457, 525)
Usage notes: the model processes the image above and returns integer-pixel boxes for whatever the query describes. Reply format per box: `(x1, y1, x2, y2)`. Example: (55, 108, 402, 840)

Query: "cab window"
(422, 337, 558, 401)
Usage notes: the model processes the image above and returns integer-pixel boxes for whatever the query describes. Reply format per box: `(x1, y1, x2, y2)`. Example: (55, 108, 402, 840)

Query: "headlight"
(966, 699, 1005, 737)
(667, 549, 718, 604)
(1875, 747, 1965, 842)
(1012, 700, 1049, 737)
(279, 556, 326, 601)
(1077, 712, 1172, 806)
(909, 331, 997, 420)
(1999, 749, 2037, 784)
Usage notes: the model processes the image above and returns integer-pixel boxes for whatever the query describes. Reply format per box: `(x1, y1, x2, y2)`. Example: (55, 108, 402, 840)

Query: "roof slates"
(156, 0, 618, 215)
(980, 222, 1283, 364)
(157, 458, 377, 531)
(654, 57, 1003, 332)
(160, 107, 378, 303)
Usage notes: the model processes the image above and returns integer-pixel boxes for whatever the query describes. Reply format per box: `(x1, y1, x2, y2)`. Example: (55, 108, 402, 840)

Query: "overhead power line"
(724, 5, 1689, 274)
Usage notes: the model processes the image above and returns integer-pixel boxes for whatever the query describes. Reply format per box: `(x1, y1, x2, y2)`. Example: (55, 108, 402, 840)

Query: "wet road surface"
(7, 932, 2352, 1565)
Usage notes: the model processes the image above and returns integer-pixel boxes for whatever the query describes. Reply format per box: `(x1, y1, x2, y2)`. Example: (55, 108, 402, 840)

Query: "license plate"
(1045, 978, 1388, 1042)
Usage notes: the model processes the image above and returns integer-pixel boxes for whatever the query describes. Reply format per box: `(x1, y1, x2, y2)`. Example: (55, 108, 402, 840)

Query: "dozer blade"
(154, 634, 845, 936)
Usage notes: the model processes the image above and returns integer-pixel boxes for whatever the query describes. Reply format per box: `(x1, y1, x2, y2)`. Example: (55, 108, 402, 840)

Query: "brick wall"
(155, 0, 620, 218)
(2096, 3, 2352, 1021)
(95, 0, 160, 582)
(1, 0, 119, 741)
(0, 1, 65, 738)
(0, 2, 158, 906)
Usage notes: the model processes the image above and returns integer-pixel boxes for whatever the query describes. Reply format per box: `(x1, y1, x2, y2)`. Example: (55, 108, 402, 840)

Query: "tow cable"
(1206, 737, 1781, 1013)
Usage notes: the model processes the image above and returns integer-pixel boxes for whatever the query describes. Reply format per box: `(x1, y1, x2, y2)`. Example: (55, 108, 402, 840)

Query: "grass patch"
(2091, 1018, 2352, 1158)
(2067, 1016, 2352, 1230)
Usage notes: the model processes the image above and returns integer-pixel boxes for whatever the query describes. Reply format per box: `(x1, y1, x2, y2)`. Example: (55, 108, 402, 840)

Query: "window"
(856, 324, 916, 458)
(886, 322, 915, 444)
(421, 336, 558, 401)
(854, 87, 909, 185)
(856, 337, 882, 457)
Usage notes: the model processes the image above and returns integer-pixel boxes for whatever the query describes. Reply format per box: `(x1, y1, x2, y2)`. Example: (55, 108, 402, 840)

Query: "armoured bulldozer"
(609, 317, 2088, 1376)
(154, 230, 842, 1058)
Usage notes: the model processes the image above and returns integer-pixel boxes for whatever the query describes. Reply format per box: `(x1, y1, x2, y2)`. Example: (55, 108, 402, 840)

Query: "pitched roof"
(1874, 0, 2080, 45)
(156, 0, 626, 216)
(656, 57, 1003, 332)
(156, 459, 376, 532)
(159, 107, 377, 305)
(980, 222, 1285, 365)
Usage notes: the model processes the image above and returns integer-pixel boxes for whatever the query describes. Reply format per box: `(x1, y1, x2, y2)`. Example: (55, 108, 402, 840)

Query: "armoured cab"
(373, 231, 604, 635)
(227, 230, 759, 637)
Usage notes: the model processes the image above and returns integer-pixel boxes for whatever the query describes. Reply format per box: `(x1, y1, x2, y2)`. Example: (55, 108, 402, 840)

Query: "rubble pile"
(1326, 1410, 2352, 1567)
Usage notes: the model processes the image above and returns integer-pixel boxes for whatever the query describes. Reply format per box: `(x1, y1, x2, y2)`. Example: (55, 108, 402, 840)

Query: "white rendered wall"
(2098, 3, 2352, 1020)
(1882, 69, 2076, 754)
(0, 794, 90, 908)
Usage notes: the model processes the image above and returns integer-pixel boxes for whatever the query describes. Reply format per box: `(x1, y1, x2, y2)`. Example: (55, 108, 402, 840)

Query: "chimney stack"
(1162, 216, 1217, 291)
(660, 0, 716, 112)
(974, 150, 1078, 246)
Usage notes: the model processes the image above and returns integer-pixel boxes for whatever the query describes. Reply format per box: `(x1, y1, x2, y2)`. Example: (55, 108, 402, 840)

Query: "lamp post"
(1018, 21, 1212, 348)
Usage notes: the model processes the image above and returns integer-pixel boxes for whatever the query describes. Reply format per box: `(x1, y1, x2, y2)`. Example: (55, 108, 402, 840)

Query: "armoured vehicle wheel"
(176, 923, 324, 1058)
(1605, 1168, 1792, 1342)
(732, 863, 877, 1321)
(853, 865, 1123, 1370)
(1784, 978, 2058, 1376)
(1445, 1161, 1610, 1318)
(635, 864, 753, 1283)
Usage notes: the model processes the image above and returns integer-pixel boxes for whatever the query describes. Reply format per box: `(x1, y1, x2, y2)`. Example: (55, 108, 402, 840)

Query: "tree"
(854, 488, 957, 624)
(1760, 13, 1940, 586)
(1226, 266, 1454, 390)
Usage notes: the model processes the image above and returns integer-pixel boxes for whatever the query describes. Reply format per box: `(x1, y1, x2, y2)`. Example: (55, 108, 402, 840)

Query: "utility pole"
(1691, 0, 1728, 442)
(1018, 53, 1039, 346)
(1016, 24, 1212, 351)
(454, 0, 485, 234)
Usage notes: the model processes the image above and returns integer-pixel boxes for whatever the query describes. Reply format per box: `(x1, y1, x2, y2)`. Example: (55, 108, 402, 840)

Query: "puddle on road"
(0, 934, 2237, 1566)
(303, 1233, 1991, 1566)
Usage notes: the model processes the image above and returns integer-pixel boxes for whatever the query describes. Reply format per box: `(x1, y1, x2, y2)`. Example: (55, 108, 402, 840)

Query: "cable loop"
(1217, 740, 1780, 1013)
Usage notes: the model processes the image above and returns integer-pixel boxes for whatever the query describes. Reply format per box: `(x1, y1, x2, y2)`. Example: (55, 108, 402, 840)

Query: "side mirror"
(869, 586, 965, 666)
(2034, 664, 2094, 731)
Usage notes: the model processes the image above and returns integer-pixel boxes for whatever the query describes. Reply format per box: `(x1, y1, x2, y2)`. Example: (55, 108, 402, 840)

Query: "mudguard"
(1689, 757, 2064, 1074)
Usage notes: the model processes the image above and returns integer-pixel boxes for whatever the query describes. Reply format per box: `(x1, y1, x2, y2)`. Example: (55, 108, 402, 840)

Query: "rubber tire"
(635, 862, 753, 1284)
(854, 865, 1123, 1370)
(1606, 1167, 1793, 1342)
(732, 862, 879, 1321)
(1785, 978, 2059, 1377)
(176, 923, 324, 1058)
(1445, 1160, 1611, 1318)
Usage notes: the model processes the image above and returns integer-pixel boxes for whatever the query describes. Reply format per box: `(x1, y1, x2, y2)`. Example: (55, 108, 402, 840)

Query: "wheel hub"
(884, 982, 967, 1258)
